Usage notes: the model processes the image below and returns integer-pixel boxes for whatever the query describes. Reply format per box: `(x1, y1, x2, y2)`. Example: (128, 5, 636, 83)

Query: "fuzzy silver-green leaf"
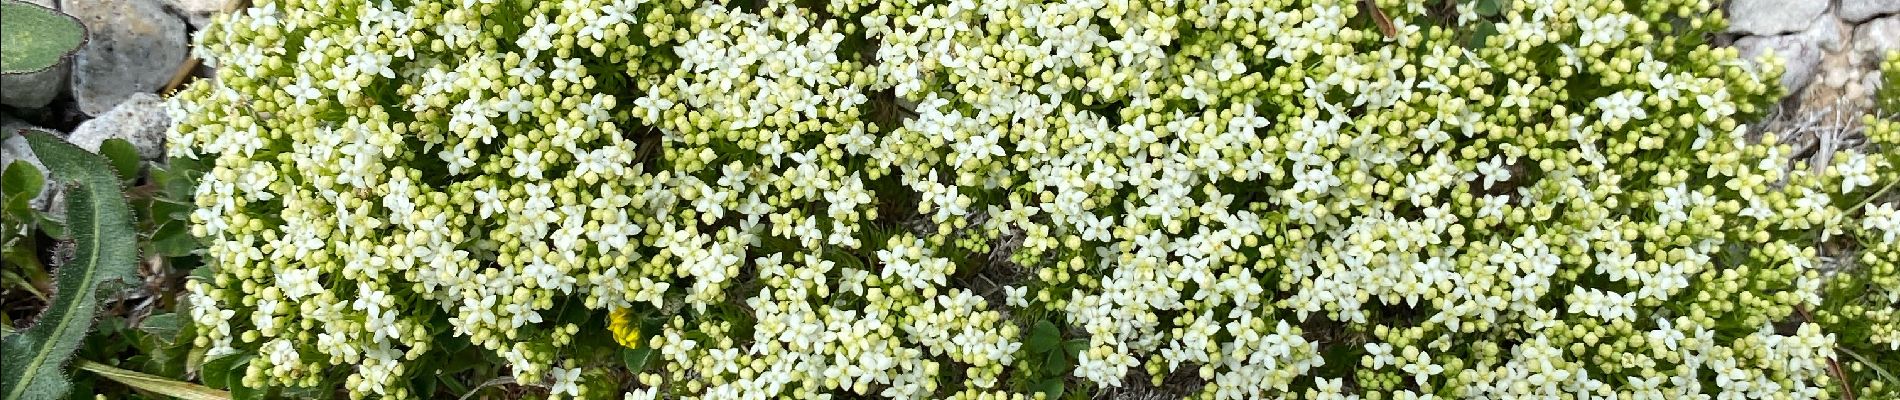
(1, 130, 137, 400)
(0, 0, 86, 75)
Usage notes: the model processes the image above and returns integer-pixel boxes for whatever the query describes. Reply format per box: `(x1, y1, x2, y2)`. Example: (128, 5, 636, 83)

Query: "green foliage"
(1, 160, 49, 301)
(99, 139, 142, 184)
(1813, 115, 1900, 399)
(161, 0, 1894, 397)
(0, 0, 85, 75)
(1879, 51, 1900, 116)
(1013, 319, 1087, 399)
(1, 130, 138, 400)
(2, 161, 43, 207)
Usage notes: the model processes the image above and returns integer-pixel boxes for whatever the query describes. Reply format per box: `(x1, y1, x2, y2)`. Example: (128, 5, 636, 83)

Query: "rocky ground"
(1, 0, 214, 197)
(1724, 0, 1900, 275)
(1728, 0, 1898, 149)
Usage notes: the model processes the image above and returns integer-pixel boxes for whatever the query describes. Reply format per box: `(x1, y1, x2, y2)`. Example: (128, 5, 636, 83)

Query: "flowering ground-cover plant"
(166, 0, 1900, 398)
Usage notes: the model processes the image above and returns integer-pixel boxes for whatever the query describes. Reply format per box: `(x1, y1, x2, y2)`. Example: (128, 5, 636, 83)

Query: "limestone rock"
(1854, 16, 1900, 64)
(1726, 0, 1829, 36)
(1734, 15, 1845, 94)
(62, 0, 188, 116)
(67, 93, 170, 160)
(160, 0, 225, 29)
(1841, 0, 1900, 23)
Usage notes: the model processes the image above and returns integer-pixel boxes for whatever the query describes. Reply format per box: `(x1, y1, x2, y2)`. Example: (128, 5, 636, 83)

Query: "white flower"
(1005, 286, 1028, 308)
(1472, 156, 1512, 190)
(495, 89, 534, 123)
(550, 367, 582, 397)
(1863, 203, 1899, 243)
(1578, 13, 1629, 48)
(1838, 153, 1875, 193)
(1500, 79, 1533, 109)
(1696, 88, 1736, 122)
(508, 60, 547, 85)
(516, 15, 558, 58)
(1364, 342, 1394, 369)
(625, 387, 659, 400)
(549, 57, 584, 83)
(504, 302, 543, 329)
(344, 52, 394, 78)
(276, 268, 323, 300)
(1399, 353, 1444, 387)
(285, 74, 321, 105)
(1593, 90, 1648, 128)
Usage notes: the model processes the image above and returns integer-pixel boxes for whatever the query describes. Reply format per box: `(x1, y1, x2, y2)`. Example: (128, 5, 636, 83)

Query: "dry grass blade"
(1361, 0, 1397, 39)
(75, 360, 229, 400)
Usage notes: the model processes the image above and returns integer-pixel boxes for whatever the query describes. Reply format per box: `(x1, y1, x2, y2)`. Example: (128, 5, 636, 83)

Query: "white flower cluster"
(169, 0, 1900, 398)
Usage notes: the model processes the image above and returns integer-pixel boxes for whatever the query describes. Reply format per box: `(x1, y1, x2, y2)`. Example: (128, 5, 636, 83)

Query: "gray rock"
(1, 117, 58, 210)
(1735, 15, 1845, 94)
(1855, 16, 1900, 64)
(160, 0, 223, 29)
(62, 0, 187, 116)
(1841, 0, 1900, 23)
(1726, 0, 1829, 36)
(68, 93, 170, 160)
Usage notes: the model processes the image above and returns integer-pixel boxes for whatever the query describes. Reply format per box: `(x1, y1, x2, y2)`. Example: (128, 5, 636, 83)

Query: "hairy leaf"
(1, 130, 138, 400)
(0, 0, 86, 75)
(98, 139, 140, 183)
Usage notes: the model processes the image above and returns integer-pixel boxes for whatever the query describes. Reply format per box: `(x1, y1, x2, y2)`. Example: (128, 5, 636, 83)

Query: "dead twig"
(1794, 304, 1855, 400)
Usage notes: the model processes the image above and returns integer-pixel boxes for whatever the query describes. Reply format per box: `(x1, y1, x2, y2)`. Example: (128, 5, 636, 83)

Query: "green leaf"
(73, 360, 228, 400)
(1043, 351, 1070, 377)
(3, 161, 43, 204)
(98, 139, 140, 183)
(1027, 320, 1060, 354)
(138, 314, 183, 341)
(59, 376, 88, 400)
(224, 358, 262, 400)
(622, 348, 654, 374)
(3, 172, 40, 221)
(33, 211, 64, 239)
(147, 198, 191, 225)
(1032, 378, 1064, 399)
(1468, 22, 1499, 48)
(149, 221, 198, 257)
(0, 0, 87, 75)
(280, 380, 330, 400)
(152, 156, 204, 201)
(0, 246, 46, 291)
(198, 355, 247, 391)
(2, 130, 139, 400)
(1476, 0, 1502, 16)
(1062, 339, 1087, 357)
(0, 270, 44, 300)
(411, 372, 438, 399)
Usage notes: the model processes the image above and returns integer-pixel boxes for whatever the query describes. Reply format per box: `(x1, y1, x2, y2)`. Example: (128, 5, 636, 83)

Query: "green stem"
(1840, 348, 1899, 387)
(1848, 180, 1900, 212)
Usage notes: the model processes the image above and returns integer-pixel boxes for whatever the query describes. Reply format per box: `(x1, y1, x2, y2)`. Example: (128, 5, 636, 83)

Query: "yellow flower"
(609, 307, 642, 349)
